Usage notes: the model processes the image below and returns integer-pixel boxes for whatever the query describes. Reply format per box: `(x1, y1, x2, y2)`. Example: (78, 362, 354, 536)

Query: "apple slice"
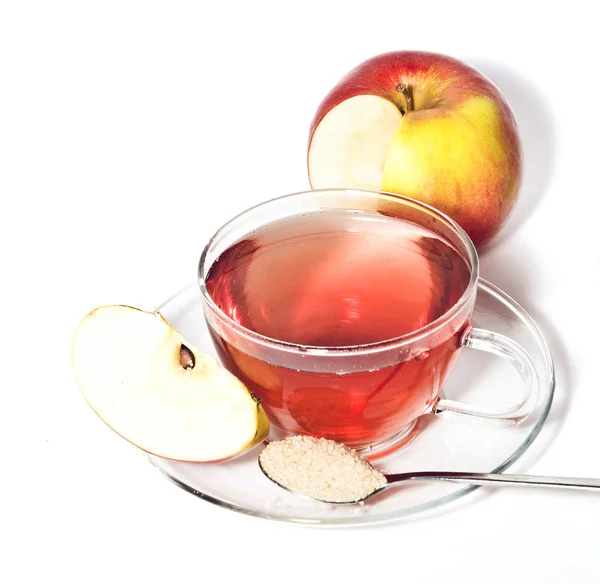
(72, 305, 270, 462)
(308, 94, 403, 190)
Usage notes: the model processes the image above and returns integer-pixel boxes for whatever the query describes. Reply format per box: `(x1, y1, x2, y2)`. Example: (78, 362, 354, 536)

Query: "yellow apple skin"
(308, 51, 522, 246)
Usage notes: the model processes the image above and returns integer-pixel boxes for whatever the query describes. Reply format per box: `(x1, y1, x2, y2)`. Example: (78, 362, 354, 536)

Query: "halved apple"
(72, 305, 270, 462)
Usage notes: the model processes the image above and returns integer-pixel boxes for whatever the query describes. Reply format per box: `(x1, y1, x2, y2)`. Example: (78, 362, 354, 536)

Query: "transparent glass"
(197, 189, 539, 456)
(148, 279, 555, 525)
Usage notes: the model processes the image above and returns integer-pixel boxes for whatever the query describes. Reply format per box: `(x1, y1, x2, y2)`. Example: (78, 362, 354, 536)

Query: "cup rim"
(198, 188, 479, 356)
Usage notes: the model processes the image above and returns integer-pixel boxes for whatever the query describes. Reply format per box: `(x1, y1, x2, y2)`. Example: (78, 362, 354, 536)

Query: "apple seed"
(179, 344, 195, 370)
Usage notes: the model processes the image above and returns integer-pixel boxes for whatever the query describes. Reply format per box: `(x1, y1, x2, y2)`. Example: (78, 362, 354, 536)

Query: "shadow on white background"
(473, 61, 570, 483)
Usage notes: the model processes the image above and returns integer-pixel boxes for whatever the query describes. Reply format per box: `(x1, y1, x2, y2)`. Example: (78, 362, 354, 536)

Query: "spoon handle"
(386, 471, 600, 490)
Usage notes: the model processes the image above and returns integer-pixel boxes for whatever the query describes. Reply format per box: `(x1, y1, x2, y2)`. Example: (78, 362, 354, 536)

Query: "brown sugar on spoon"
(259, 435, 386, 504)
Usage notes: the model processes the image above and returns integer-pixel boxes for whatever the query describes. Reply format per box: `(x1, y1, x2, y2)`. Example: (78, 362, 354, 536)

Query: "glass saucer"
(148, 279, 555, 526)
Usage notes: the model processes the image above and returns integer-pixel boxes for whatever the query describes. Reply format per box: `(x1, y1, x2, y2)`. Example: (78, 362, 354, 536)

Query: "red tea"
(205, 210, 471, 448)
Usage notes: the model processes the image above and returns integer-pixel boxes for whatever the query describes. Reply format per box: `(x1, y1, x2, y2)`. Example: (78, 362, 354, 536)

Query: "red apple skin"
(308, 51, 522, 246)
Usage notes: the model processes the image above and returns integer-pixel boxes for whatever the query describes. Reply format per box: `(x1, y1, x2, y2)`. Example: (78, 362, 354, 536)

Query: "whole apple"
(307, 51, 522, 246)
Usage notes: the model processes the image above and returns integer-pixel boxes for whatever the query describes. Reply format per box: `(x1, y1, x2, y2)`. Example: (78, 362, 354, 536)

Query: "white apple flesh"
(308, 95, 403, 190)
(72, 305, 270, 462)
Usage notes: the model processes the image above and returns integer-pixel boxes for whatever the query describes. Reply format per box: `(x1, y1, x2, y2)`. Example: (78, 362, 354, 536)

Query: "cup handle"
(435, 327, 538, 423)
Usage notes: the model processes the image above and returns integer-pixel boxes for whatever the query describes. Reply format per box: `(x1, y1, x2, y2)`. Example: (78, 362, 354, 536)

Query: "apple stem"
(180, 344, 195, 370)
(396, 83, 414, 114)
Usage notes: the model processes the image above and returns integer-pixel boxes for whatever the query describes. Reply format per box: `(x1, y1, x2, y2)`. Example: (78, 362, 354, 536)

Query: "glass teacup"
(198, 189, 536, 459)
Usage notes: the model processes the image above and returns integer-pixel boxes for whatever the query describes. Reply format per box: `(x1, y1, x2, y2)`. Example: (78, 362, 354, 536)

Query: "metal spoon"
(259, 462, 600, 504)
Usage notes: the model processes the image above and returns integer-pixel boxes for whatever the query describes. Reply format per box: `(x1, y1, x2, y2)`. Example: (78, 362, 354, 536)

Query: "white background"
(1, 1, 597, 582)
